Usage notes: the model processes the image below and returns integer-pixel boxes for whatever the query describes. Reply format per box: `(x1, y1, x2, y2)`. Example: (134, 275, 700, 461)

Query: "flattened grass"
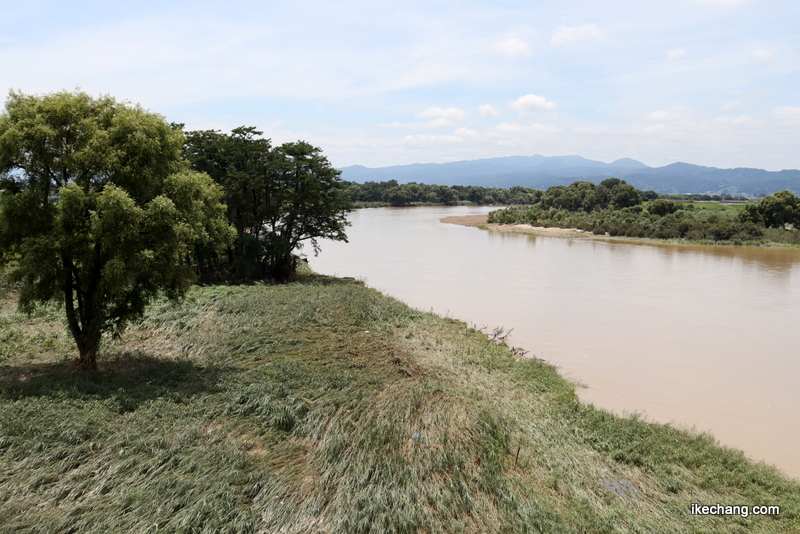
(1, 275, 798, 533)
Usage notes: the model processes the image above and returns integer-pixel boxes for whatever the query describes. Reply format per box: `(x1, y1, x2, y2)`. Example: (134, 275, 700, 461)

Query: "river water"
(310, 206, 800, 479)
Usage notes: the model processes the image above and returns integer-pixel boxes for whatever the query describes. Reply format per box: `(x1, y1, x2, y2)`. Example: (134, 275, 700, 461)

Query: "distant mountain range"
(339, 155, 800, 195)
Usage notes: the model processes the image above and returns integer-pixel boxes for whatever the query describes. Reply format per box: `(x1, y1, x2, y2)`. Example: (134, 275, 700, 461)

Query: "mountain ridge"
(339, 155, 800, 195)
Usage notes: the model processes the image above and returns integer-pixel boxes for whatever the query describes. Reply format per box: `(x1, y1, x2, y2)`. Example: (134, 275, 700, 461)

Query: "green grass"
(1, 275, 799, 533)
(677, 202, 744, 212)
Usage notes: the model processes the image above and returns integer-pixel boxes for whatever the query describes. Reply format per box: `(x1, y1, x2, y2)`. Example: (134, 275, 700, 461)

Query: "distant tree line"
(341, 180, 540, 206)
(488, 180, 800, 245)
(339, 177, 760, 208)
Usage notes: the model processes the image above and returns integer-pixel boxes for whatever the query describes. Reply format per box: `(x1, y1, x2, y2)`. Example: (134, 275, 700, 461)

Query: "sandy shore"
(439, 215, 489, 227)
(441, 215, 594, 238)
(442, 213, 800, 256)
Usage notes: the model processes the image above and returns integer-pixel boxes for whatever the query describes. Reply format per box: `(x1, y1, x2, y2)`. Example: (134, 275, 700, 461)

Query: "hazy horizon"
(339, 154, 798, 173)
(2, 1, 799, 171)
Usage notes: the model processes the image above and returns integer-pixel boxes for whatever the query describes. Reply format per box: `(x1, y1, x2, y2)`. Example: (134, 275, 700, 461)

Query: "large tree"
(184, 129, 352, 282)
(264, 141, 352, 281)
(0, 91, 232, 371)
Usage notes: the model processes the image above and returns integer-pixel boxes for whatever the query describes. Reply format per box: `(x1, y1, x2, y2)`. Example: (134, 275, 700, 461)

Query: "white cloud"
(493, 38, 530, 57)
(721, 100, 741, 111)
(381, 119, 453, 129)
(667, 49, 687, 60)
(424, 119, 454, 129)
(487, 122, 560, 138)
(509, 94, 556, 114)
(379, 106, 467, 130)
(772, 106, 800, 124)
(550, 24, 604, 46)
(574, 123, 610, 135)
(713, 115, 764, 126)
(646, 106, 697, 122)
(479, 104, 500, 117)
(416, 106, 467, 121)
(454, 127, 478, 137)
(642, 124, 666, 134)
(403, 134, 463, 144)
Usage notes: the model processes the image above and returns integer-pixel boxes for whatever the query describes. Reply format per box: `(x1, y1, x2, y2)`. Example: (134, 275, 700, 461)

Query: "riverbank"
(1, 275, 798, 532)
(442, 214, 800, 247)
(442, 214, 592, 238)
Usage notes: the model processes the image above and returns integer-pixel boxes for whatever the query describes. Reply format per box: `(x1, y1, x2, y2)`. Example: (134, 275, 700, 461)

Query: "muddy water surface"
(311, 206, 800, 479)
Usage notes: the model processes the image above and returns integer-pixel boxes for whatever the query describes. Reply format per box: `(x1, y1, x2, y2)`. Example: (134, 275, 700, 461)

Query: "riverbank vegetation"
(488, 179, 800, 246)
(2, 274, 799, 533)
(341, 179, 540, 207)
(341, 179, 754, 209)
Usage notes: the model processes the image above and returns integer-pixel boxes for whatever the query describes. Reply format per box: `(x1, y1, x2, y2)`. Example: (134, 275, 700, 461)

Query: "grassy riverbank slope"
(2, 275, 799, 533)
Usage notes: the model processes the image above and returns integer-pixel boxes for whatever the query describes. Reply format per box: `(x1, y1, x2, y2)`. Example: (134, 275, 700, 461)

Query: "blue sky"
(2, 0, 799, 170)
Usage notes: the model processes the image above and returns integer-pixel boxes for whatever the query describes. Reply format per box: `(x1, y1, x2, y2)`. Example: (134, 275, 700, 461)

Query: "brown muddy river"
(311, 206, 800, 479)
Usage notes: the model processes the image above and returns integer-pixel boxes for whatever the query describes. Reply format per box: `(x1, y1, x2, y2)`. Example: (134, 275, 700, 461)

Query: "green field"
(676, 202, 744, 212)
(1, 274, 798, 533)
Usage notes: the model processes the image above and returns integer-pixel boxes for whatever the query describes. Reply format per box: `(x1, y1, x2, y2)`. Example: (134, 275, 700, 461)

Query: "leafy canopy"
(0, 90, 233, 370)
(184, 128, 352, 282)
(739, 190, 799, 229)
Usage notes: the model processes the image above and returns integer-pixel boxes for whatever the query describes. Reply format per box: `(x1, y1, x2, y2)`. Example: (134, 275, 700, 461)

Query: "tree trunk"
(63, 254, 102, 372)
(69, 342, 99, 373)
(267, 253, 297, 283)
(67, 320, 102, 372)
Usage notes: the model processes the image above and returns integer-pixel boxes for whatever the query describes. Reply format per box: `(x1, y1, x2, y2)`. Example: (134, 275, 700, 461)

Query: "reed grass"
(1, 273, 798, 533)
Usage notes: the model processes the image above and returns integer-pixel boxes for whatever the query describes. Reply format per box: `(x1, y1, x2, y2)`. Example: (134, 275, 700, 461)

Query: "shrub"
(648, 199, 683, 216)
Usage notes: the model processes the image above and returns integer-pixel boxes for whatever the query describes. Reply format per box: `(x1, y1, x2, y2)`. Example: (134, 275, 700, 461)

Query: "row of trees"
(342, 180, 540, 206)
(0, 91, 351, 370)
(488, 181, 800, 243)
(183, 127, 351, 281)
(343, 178, 761, 209)
(343, 179, 763, 209)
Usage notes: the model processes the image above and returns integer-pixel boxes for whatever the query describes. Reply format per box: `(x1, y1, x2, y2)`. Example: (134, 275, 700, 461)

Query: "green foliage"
(529, 179, 645, 213)
(263, 141, 352, 281)
(610, 183, 642, 209)
(739, 190, 800, 229)
(340, 180, 540, 206)
(183, 126, 272, 237)
(382, 186, 412, 206)
(487, 179, 800, 244)
(599, 177, 623, 190)
(647, 199, 683, 216)
(184, 129, 352, 282)
(0, 91, 232, 369)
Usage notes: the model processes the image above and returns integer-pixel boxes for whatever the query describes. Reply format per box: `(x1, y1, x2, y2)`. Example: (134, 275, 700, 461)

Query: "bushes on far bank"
(488, 183, 800, 245)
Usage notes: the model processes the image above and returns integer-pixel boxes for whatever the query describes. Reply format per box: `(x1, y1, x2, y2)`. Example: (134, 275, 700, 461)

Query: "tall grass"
(1, 275, 798, 533)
